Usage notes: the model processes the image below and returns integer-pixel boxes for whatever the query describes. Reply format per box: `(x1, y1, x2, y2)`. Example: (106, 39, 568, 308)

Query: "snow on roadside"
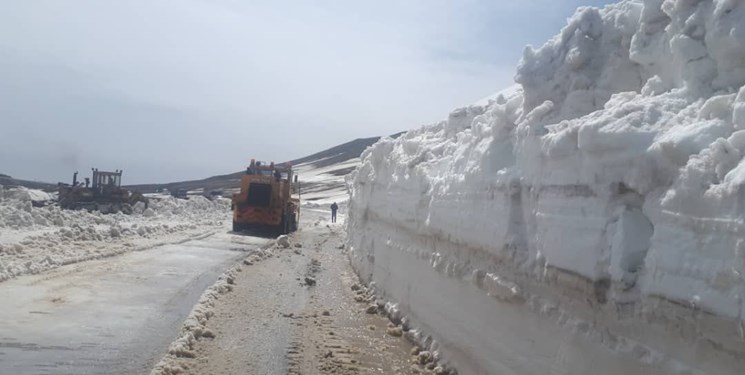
(150, 246, 275, 375)
(348, 1, 745, 374)
(0, 186, 230, 282)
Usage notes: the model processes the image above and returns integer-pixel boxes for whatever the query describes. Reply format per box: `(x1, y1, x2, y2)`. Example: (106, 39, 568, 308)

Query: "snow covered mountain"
(347, 1, 745, 374)
(3, 135, 395, 199)
(126, 135, 394, 195)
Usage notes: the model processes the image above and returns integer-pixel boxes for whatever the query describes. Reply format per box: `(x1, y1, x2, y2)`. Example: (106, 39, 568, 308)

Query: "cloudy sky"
(0, 0, 615, 184)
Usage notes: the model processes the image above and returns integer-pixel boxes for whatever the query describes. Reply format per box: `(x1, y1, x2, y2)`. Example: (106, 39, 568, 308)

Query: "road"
(0, 209, 425, 375)
(0, 230, 269, 375)
(158, 209, 419, 375)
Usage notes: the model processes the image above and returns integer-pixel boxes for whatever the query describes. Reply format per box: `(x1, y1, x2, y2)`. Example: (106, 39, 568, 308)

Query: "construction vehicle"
(58, 168, 148, 214)
(171, 189, 189, 199)
(231, 160, 300, 234)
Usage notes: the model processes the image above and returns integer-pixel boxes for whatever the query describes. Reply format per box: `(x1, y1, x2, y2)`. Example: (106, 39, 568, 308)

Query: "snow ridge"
(347, 1, 745, 374)
(0, 186, 229, 282)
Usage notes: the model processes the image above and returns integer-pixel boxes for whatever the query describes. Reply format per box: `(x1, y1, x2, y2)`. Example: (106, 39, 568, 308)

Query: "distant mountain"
(125, 134, 401, 194)
(286, 135, 400, 168)
(0, 174, 57, 191)
(2, 133, 401, 194)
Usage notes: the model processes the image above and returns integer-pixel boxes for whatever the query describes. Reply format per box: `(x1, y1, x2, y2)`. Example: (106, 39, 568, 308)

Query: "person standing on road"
(330, 202, 338, 223)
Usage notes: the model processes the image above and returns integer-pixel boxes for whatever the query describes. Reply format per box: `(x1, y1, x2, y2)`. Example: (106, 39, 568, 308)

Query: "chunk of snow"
(276, 235, 290, 248)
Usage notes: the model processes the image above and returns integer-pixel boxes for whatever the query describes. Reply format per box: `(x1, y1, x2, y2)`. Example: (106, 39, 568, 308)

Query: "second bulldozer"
(58, 168, 148, 214)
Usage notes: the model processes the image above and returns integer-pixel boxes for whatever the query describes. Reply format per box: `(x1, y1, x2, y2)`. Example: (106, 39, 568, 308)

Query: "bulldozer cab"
(248, 161, 293, 182)
(92, 169, 122, 192)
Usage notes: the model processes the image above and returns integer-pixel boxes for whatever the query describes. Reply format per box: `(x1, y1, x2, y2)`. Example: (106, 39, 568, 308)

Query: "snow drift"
(0, 186, 229, 282)
(347, 1, 745, 374)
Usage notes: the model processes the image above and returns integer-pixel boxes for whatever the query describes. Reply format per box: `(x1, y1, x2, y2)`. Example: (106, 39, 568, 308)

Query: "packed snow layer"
(0, 185, 229, 282)
(347, 1, 745, 374)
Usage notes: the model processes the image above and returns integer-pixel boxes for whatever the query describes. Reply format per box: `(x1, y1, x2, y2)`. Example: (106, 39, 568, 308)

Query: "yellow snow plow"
(231, 160, 300, 234)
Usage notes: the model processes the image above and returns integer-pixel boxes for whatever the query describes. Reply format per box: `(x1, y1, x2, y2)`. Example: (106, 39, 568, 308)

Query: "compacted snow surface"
(0, 185, 229, 282)
(347, 1, 745, 374)
(295, 157, 360, 205)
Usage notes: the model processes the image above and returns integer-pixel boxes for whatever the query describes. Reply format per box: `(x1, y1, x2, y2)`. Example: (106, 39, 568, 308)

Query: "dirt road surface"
(161, 209, 420, 375)
(0, 232, 269, 375)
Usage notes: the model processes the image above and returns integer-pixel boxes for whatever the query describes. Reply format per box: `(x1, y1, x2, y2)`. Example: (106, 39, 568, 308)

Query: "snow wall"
(346, 1, 745, 374)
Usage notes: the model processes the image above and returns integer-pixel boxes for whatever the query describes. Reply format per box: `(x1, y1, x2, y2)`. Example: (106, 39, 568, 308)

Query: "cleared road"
(0, 230, 268, 375)
(157, 209, 419, 375)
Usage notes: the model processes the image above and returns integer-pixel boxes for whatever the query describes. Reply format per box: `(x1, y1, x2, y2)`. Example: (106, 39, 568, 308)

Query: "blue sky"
(0, 0, 617, 184)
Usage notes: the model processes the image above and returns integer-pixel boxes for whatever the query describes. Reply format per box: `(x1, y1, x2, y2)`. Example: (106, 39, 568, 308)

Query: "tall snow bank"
(347, 1, 745, 374)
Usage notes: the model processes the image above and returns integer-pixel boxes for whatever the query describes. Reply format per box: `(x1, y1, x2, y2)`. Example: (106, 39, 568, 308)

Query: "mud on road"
(156, 211, 422, 375)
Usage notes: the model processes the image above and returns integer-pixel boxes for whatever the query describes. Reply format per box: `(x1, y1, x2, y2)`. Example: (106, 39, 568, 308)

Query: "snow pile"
(148, 195, 230, 220)
(150, 267, 237, 375)
(347, 1, 745, 374)
(276, 235, 291, 248)
(0, 186, 53, 202)
(0, 189, 230, 282)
